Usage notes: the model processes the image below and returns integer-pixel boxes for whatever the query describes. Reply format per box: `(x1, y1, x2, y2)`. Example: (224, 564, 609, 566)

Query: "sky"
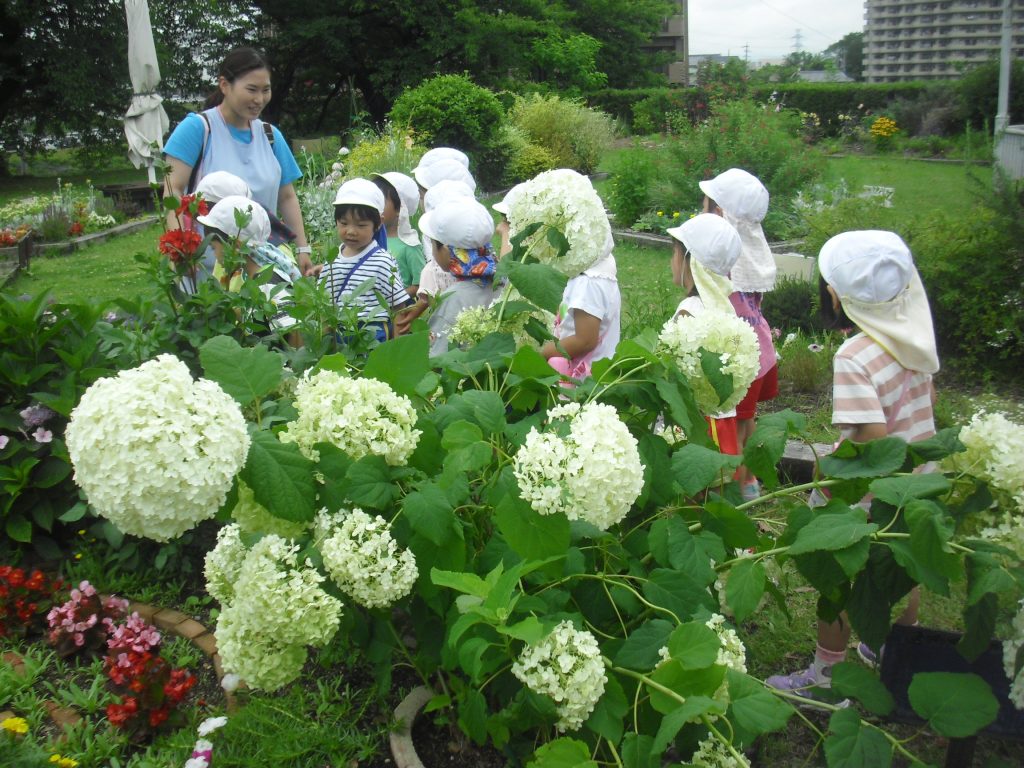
(688, 0, 865, 62)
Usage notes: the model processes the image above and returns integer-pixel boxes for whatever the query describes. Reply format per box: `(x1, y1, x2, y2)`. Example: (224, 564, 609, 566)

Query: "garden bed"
(0, 217, 159, 259)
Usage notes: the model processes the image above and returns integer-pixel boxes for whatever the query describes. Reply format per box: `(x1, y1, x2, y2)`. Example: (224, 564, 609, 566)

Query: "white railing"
(995, 125, 1024, 180)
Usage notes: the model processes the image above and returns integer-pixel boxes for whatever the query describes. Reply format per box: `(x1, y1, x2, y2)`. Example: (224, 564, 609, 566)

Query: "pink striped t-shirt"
(832, 333, 935, 443)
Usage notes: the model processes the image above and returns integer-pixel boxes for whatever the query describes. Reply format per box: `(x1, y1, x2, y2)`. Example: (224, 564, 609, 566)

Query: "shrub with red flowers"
(46, 580, 128, 657)
(104, 613, 196, 740)
(158, 228, 203, 265)
(0, 566, 63, 638)
(159, 193, 210, 279)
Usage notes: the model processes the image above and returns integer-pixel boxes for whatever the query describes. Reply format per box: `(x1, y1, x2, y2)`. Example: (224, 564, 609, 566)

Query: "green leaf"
(906, 428, 964, 463)
(458, 687, 489, 745)
(701, 499, 759, 549)
(652, 696, 721, 753)
(869, 474, 951, 507)
(698, 347, 734, 407)
(402, 483, 456, 546)
(830, 663, 894, 716)
(788, 508, 878, 555)
(33, 457, 70, 489)
(585, 673, 627, 743)
(58, 502, 88, 523)
(496, 616, 546, 644)
(495, 491, 571, 562)
(667, 622, 721, 669)
(241, 431, 316, 523)
(526, 738, 597, 768)
(958, 593, 998, 662)
(620, 734, 657, 768)
(499, 260, 568, 315)
(5, 513, 32, 543)
(824, 708, 893, 768)
(431, 568, 489, 598)
(644, 569, 717, 623)
(442, 420, 484, 450)
(362, 331, 430, 399)
(818, 438, 908, 479)
(671, 444, 741, 497)
(888, 501, 960, 595)
(665, 519, 716, 586)
(433, 390, 507, 435)
(726, 670, 794, 738)
(908, 672, 999, 738)
(726, 559, 766, 623)
(614, 619, 675, 670)
(649, 662, 725, 714)
(344, 455, 396, 510)
(200, 335, 283, 406)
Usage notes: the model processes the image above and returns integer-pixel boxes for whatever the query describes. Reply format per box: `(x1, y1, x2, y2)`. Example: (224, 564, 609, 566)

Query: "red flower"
(176, 195, 210, 218)
(69, 221, 84, 236)
(158, 229, 203, 264)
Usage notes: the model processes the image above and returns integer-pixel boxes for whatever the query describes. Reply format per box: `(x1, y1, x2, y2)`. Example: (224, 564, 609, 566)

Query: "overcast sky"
(689, 0, 865, 62)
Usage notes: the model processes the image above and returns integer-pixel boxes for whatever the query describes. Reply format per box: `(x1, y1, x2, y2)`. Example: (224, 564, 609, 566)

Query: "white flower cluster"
(506, 169, 612, 278)
(706, 614, 747, 674)
(511, 620, 607, 732)
(448, 304, 545, 350)
(319, 508, 418, 609)
(65, 355, 249, 542)
(1004, 598, 1024, 710)
(657, 312, 760, 416)
(689, 735, 751, 768)
(208, 530, 342, 691)
(279, 370, 421, 465)
(513, 402, 644, 531)
(946, 412, 1024, 512)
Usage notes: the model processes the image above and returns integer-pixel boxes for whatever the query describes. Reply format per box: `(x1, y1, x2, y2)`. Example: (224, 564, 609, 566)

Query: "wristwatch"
(296, 245, 312, 255)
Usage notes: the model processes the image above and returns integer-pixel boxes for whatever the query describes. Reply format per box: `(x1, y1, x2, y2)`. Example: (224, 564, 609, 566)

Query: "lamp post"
(995, 0, 1012, 136)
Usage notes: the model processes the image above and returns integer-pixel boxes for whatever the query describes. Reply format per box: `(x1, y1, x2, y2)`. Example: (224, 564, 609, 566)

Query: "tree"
(825, 32, 864, 80)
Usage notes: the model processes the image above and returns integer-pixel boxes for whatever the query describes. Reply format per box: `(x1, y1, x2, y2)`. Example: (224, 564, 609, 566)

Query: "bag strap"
(263, 122, 275, 146)
(333, 248, 381, 304)
(185, 112, 212, 195)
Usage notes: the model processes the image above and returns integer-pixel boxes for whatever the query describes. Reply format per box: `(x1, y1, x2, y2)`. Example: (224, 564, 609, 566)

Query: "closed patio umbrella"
(123, 0, 168, 184)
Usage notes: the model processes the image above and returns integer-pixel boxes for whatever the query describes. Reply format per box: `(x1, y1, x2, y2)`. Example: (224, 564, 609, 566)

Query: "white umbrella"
(124, 0, 169, 184)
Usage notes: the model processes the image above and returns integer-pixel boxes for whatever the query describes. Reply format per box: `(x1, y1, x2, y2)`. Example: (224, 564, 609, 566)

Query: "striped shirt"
(832, 333, 935, 443)
(319, 243, 409, 323)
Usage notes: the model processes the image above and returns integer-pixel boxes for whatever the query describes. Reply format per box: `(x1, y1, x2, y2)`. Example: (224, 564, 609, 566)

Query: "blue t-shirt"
(164, 113, 302, 187)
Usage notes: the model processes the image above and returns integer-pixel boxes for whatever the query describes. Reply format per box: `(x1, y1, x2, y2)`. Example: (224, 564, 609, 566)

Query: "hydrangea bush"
(55, 171, 1024, 767)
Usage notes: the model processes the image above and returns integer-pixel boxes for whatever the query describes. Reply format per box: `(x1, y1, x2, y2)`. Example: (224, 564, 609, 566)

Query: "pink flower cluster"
(46, 580, 128, 656)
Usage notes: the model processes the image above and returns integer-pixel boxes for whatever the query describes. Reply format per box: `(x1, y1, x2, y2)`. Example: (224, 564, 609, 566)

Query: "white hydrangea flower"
(279, 370, 420, 465)
(506, 169, 612, 278)
(320, 508, 418, 609)
(1003, 598, 1024, 710)
(690, 735, 751, 767)
(204, 524, 246, 604)
(65, 355, 249, 542)
(211, 534, 342, 691)
(448, 303, 547, 350)
(945, 412, 1024, 512)
(706, 614, 747, 674)
(232, 479, 308, 539)
(513, 402, 644, 531)
(657, 311, 760, 416)
(512, 620, 607, 732)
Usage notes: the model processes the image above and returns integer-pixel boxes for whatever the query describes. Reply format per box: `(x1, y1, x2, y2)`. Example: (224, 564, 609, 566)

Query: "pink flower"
(33, 427, 53, 444)
(771, 327, 782, 339)
(0, 435, 8, 450)
(808, 343, 824, 353)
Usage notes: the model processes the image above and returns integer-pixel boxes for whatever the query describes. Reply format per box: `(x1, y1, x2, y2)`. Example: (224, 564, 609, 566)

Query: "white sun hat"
(698, 168, 770, 223)
(423, 179, 476, 213)
(414, 147, 470, 173)
(492, 183, 525, 216)
(375, 171, 421, 246)
(414, 158, 476, 192)
(818, 230, 913, 304)
(333, 177, 386, 213)
(418, 199, 495, 249)
(194, 171, 251, 204)
(667, 213, 742, 277)
(196, 195, 270, 245)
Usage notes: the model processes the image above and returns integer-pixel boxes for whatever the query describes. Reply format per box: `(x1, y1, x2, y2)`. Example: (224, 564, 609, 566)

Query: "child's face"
(702, 196, 722, 217)
(381, 196, 399, 227)
(432, 239, 450, 271)
(336, 211, 376, 254)
(496, 217, 511, 256)
(671, 241, 686, 287)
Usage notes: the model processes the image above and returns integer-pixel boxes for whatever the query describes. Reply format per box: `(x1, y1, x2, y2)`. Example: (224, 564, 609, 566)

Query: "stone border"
(389, 685, 433, 768)
(0, 598, 237, 738)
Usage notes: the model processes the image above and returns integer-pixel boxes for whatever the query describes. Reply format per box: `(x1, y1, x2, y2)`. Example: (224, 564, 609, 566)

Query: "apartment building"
(644, 0, 689, 84)
(864, 0, 1024, 82)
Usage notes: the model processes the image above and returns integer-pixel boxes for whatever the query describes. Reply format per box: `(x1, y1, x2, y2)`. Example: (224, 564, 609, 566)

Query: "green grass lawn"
(0, 168, 150, 208)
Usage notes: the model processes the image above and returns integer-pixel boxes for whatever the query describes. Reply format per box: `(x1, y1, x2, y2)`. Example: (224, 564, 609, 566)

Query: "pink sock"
(812, 644, 847, 680)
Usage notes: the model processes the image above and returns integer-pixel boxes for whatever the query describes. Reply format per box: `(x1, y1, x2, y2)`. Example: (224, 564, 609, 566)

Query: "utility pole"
(995, 0, 1013, 135)
(743, 43, 750, 64)
(793, 29, 803, 53)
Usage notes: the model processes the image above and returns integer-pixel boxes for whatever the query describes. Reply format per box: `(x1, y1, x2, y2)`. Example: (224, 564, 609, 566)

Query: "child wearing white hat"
(318, 178, 412, 343)
(666, 213, 744, 454)
(196, 195, 303, 336)
(767, 229, 938, 699)
(699, 168, 780, 500)
(372, 172, 424, 297)
(418, 198, 499, 356)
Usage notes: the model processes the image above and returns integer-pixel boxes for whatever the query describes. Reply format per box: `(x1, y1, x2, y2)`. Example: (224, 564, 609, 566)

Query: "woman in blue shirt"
(163, 47, 317, 276)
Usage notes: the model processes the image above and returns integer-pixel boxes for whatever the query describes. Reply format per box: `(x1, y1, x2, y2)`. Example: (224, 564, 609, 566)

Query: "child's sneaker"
(765, 665, 850, 708)
(856, 642, 883, 669)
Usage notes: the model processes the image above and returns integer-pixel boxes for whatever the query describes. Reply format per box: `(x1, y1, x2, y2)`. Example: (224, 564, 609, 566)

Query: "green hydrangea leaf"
(908, 672, 999, 738)
(824, 708, 893, 768)
(241, 431, 315, 523)
(200, 335, 283, 407)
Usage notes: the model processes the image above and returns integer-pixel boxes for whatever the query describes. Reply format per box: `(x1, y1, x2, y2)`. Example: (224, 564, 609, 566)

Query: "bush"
(605, 143, 656, 227)
(761, 275, 824, 335)
(508, 94, 615, 174)
(500, 124, 559, 184)
(389, 74, 506, 187)
(956, 58, 1024, 130)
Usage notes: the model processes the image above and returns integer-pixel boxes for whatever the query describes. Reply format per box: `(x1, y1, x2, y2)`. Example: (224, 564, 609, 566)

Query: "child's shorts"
(707, 416, 739, 455)
(736, 364, 779, 420)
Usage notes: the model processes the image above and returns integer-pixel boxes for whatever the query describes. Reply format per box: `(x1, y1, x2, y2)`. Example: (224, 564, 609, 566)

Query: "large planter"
(389, 686, 433, 768)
